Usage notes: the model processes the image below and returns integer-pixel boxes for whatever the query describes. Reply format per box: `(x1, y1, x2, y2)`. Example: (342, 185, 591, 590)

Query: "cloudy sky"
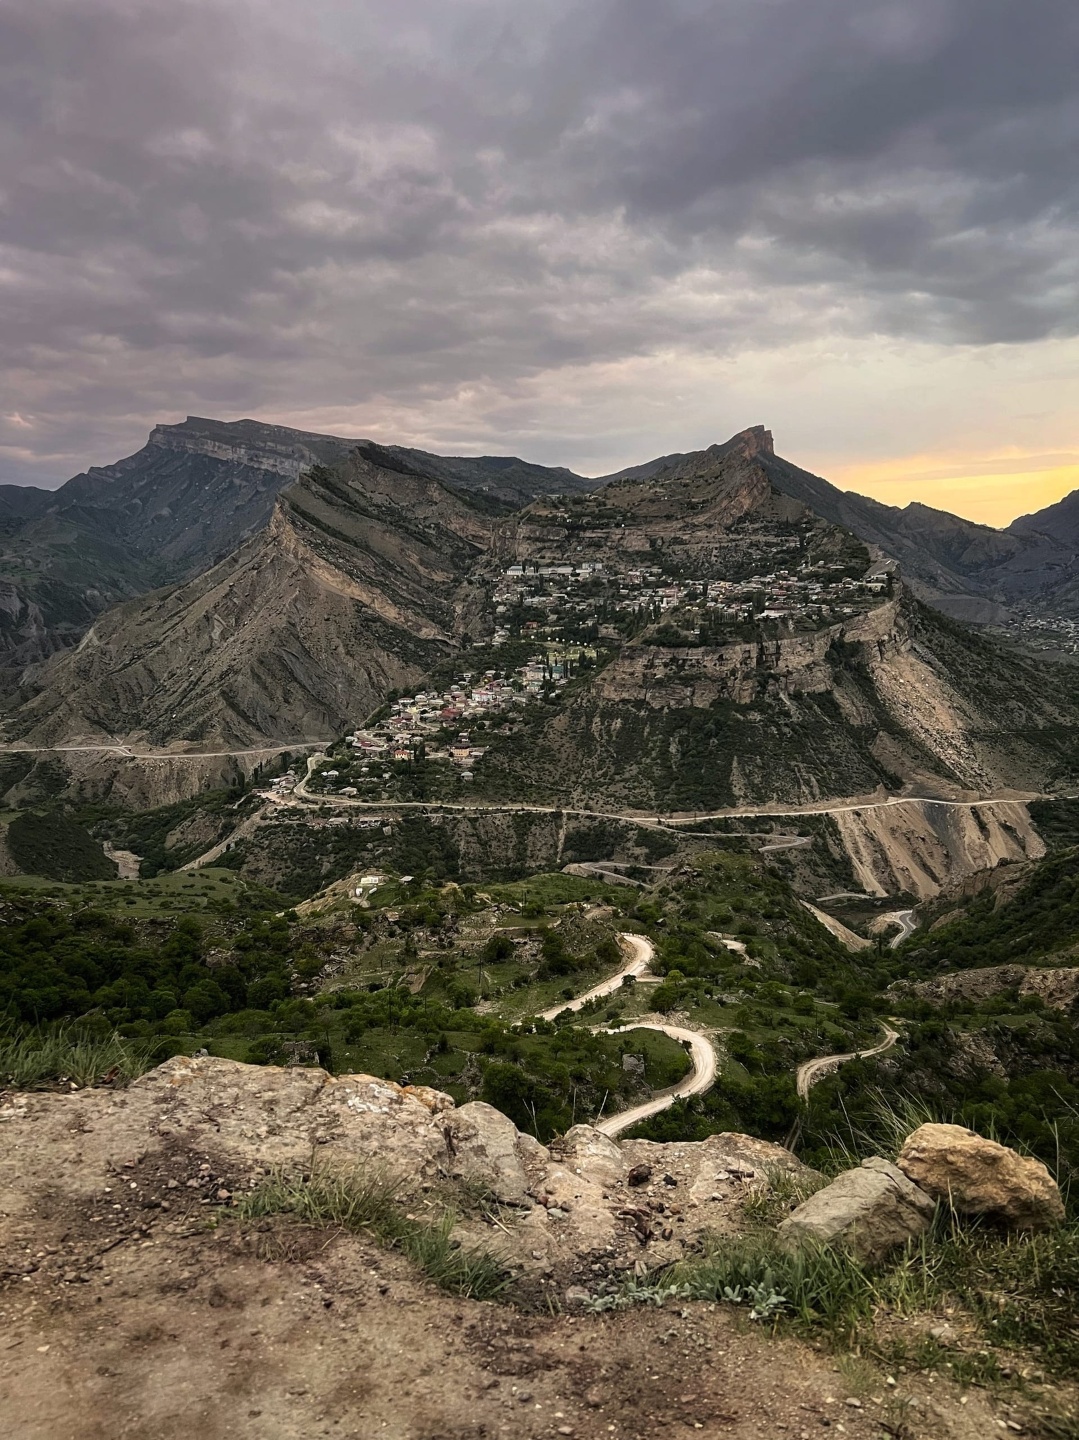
(2, 0, 1077, 524)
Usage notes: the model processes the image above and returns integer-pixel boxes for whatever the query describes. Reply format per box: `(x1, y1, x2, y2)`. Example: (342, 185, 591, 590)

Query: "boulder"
(896, 1123, 1065, 1230)
(443, 1101, 546, 1204)
(559, 1125, 625, 1189)
(777, 1157, 936, 1262)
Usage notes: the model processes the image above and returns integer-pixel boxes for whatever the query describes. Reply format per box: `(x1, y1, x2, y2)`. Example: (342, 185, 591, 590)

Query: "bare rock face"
(443, 1101, 547, 1203)
(0, 1059, 823, 1280)
(897, 1123, 1065, 1230)
(777, 1157, 936, 1262)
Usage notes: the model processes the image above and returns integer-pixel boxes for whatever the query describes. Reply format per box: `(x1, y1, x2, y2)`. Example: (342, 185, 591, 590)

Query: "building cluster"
(339, 656, 583, 782)
(489, 556, 894, 644)
(1001, 612, 1079, 655)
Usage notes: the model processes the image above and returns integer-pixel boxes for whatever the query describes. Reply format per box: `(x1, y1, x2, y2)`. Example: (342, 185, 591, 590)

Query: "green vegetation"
(0, 1024, 157, 1089)
(0, 860, 685, 1139)
(233, 1163, 508, 1300)
(610, 1216, 1079, 1381)
(0, 880, 296, 1026)
(0, 866, 256, 917)
(903, 847, 1079, 971)
(823, 848, 1079, 1183)
(84, 787, 259, 876)
(7, 810, 117, 882)
(222, 812, 462, 899)
(1029, 798, 1079, 852)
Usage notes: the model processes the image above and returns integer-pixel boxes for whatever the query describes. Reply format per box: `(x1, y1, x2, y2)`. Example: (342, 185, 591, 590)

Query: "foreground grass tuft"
(583, 1211, 1079, 1381)
(0, 1024, 158, 1089)
(234, 1165, 509, 1301)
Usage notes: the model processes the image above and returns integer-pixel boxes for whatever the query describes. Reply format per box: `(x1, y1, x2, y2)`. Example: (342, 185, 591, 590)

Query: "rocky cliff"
(9, 450, 498, 748)
(479, 592, 1079, 810)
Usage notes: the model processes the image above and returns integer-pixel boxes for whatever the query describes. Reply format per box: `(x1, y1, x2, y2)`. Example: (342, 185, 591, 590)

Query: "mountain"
(473, 429, 1079, 808)
(1010, 489, 1079, 547)
(10, 450, 498, 748)
(10, 424, 1079, 813)
(4, 412, 1078, 694)
(709, 430, 1075, 624)
(0, 417, 599, 681)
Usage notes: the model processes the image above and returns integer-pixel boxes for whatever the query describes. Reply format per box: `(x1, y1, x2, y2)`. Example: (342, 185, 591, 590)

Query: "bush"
(7, 811, 117, 882)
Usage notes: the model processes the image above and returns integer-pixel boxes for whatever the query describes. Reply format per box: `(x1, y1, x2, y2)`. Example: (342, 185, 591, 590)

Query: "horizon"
(4, 410, 1073, 531)
(3, 3, 1077, 531)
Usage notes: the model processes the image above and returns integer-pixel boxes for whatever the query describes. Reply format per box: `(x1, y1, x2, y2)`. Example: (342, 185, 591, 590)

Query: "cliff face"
(478, 591, 1079, 810)
(832, 799, 1046, 900)
(10, 451, 498, 749)
(0, 418, 597, 680)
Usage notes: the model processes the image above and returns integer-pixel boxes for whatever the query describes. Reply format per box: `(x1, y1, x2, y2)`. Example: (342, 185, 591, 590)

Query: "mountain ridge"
(10, 447, 498, 748)
(4, 416, 1079, 688)
(0, 417, 601, 681)
(11, 426, 1079, 819)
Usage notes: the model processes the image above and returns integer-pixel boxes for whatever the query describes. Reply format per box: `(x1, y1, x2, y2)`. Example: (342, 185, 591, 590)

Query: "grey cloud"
(0, 0, 1076, 484)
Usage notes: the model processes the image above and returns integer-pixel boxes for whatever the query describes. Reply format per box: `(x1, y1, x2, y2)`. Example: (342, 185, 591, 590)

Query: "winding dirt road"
(594, 1022, 718, 1138)
(538, 933, 655, 1020)
(795, 1023, 901, 1100)
(538, 934, 719, 1135)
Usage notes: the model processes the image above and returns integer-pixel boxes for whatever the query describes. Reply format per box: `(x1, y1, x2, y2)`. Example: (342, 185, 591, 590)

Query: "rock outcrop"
(892, 964, 1079, 1011)
(897, 1123, 1065, 1230)
(0, 1057, 818, 1276)
(777, 1157, 936, 1262)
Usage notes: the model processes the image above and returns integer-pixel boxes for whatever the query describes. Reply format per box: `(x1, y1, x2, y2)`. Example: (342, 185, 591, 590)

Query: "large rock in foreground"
(777, 1157, 935, 1262)
(0, 1056, 820, 1277)
(897, 1123, 1065, 1230)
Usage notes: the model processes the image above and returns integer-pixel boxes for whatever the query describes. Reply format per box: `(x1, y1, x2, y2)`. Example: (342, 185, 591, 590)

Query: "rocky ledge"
(0, 1057, 809, 1279)
(2, 1060, 1063, 1285)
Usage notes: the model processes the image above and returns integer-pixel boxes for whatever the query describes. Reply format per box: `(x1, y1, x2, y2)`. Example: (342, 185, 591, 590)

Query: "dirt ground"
(0, 1138, 1048, 1440)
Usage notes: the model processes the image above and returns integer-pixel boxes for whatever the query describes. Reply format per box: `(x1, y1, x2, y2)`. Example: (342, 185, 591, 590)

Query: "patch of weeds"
(671, 1234, 876, 1338)
(652, 1211, 1079, 1383)
(739, 1166, 827, 1228)
(0, 1024, 158, 1089)
(581, 1277, 692, 1313)
(233, 1164, 509, 1301)
(930, 1219, 1079, 1379)
(581, 1265, 790, 1322)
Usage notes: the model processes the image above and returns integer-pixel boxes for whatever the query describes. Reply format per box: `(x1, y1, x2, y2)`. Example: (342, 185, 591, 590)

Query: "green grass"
(0, 1024, 159, 1089)
(482, 872, 629, 912)
(0, 866, 244, 916)
(581, 1213, 1079, 1382)
(233, 1164, 509, 1300)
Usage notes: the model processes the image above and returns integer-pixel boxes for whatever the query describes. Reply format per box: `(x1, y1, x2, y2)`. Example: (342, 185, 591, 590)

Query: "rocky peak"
(729, 425, 774, 459)
(148, 416, 355, 479)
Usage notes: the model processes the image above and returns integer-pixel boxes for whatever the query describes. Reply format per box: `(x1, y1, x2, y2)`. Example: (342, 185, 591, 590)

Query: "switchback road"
(0, 741, 1044, 827)
(795, 1023, 901, 1100)
(539, 934, 719, 1136)
(885, 910, 917, 948)
(538, 933, 655, 1021)
(594, 1022, 718, 1138)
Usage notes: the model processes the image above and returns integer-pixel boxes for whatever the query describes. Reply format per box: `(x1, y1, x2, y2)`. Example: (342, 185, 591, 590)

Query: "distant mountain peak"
(730, 424, 774, 458)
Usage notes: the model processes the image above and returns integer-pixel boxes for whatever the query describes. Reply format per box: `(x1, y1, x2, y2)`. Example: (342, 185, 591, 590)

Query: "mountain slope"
(600, 428, 1070, 621)
(472, 431, 1079, 808)
(0, 418, 599, 678)
(9, 450, 497, 748)
(11, 423, 1079, 807)
(1010, 489, 1079, 547)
